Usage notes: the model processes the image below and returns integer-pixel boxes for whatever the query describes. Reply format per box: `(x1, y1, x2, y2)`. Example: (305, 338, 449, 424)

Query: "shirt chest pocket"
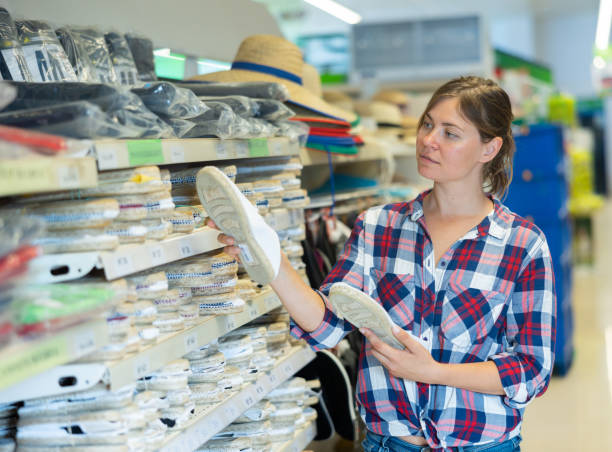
(440, 281, 507, 350)
(369, 268, 416, 329)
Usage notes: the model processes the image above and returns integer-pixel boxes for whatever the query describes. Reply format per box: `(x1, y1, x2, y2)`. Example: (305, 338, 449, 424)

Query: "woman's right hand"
(207, 219, 241, 258)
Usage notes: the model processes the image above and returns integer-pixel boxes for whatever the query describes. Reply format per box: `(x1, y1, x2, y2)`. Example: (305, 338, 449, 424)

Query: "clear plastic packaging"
(15, 20, 77, 82)
(114, 301, 157, 325)
(163, 252, 237, 287)
(198, 96, 259, 118)
(0, 8, 32, 81)
(124, 34, 156, 82)
(162, 116, 195, 138)
(178, 81, 289, 101)
(11, 198, 120, 230)
(0, 215, 45, 257)
(183, 101, 236, 139)
(190, 276, 238, 296)
(0, 124, 92, 157)
(104, 32, 139, 86)
(6, 82, 174, 139)
(104, 222, 148, 244)
(174, 205, 207, 229)
(152, 288, 191, 313)
(54, 27, 117, 84)
(32, 230, 119, 254)
(0, 101, 143, 139)
(274, 119, 310, 146)
(134, 83, 208, 119)
(197, 296, 245, 315)
(170, 165, 236, 195)
(152, 312, 184, 333)
(254, 98, 294, 121)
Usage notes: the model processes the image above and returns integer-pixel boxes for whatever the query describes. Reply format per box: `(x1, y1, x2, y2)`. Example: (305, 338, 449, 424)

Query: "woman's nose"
(422, 128, 437, 147)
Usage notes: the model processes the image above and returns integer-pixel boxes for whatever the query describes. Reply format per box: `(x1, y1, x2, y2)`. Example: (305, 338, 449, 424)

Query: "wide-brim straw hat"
(190, 34, 357, 124)
(354, 101, 402, 127)
(372, 90, 410, 111)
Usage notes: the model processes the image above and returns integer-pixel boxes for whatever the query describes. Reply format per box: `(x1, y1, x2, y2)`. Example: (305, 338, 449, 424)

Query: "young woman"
(207, 76, 556, 451)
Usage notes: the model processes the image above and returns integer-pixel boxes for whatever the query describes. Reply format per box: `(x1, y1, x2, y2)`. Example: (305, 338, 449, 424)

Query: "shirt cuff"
(290, 290, 347, 350)
(489, 353, 530, 409)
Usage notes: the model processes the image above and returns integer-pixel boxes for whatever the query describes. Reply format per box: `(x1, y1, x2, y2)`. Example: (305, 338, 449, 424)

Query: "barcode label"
(216, 141, 228, 159)
(96, 146, 119, 170)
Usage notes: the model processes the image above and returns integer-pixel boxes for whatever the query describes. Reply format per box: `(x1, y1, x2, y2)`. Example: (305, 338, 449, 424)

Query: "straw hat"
(354, 101, 402, 127)
(323, 90, 354, 112)
(190, 35, 357, 123)
(372, 90, 410, 114)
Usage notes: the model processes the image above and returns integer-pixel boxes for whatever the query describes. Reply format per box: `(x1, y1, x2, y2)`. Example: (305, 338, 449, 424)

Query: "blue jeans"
(362, 431, 521, 452)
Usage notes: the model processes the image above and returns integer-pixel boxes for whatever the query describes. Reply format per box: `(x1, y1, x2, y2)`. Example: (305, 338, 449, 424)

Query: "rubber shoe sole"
(328, 282, 404, 348)
(196, 166, 278, 285)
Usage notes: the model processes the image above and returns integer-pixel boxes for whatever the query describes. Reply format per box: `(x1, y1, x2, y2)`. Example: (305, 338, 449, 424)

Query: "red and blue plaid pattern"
(291, 191, 556, 451)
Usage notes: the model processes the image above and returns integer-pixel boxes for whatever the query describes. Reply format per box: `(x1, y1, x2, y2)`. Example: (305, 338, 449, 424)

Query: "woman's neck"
(424, 182, 492, 219)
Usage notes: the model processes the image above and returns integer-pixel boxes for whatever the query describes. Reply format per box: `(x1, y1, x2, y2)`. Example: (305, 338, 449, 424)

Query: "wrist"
(429, 361, 447, 385)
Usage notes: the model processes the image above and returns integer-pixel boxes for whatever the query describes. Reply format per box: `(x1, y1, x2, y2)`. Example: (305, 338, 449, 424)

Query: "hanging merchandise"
(0, 9, 32, 82)
(104, 31, 140, 86)
(124, 33, 157, 82)
(13, 20, 77, 83)
(53, 27, 117, 84)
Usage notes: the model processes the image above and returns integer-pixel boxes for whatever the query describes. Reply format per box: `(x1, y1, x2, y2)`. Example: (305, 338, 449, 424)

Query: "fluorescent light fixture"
(303, 0, 362, 25)
(594, 55, 607, 69)
(596, 0, 612, 50)
(197, 59, 231, 70)
(153, 48, 171, 56)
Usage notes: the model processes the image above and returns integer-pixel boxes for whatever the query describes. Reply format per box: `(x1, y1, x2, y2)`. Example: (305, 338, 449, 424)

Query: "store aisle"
(521, 200, 612, 451)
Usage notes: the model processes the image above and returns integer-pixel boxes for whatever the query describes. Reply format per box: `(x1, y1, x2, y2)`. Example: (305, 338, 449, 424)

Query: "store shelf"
(272, 421, 317, 452)
(0, 156, 98, 197)
(95, 137, 300, 170)
(307, 186, 385, 209)
(27, 227, 223, 283)
(299, 142, 387, 166)
(159, 345, 316, 452)
(106, 288, 281, 390)
(0, 319, 108, 392)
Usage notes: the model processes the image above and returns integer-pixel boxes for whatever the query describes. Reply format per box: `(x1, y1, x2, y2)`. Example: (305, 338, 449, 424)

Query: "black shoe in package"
(104, 31, 139, 86)
(14, 20, 78, 83)
(254, 98, 295, 121)
(6, 82, 174, 138)
(132, 82, 208, 119)
(198, 95, 259, 118)
(177, 81, 289, 101)
(161, 116, 196, 138)
(181, 101, 236, 139)
(0, 8, 32, 81)
(124, 33, 156, 82)
(0, 101, 143, 139)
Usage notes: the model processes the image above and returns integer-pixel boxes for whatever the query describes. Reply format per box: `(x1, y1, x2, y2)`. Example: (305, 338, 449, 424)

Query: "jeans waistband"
(364, 431, 522, 452)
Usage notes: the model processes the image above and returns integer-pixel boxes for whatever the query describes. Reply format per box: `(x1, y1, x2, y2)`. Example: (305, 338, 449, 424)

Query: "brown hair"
(418, 76, 515, 198)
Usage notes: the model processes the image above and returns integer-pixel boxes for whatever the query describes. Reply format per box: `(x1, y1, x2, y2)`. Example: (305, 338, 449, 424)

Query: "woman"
(203, 76, 556, 451)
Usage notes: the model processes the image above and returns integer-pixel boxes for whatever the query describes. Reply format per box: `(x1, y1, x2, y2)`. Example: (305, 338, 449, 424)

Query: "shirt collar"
(405, 190, 512, 241)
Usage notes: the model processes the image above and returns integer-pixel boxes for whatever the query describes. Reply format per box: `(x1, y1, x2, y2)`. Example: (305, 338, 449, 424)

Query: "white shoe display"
(196, 166, 281, 285)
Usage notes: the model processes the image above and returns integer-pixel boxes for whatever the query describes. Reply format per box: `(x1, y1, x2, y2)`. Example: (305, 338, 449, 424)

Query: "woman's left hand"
(361, 325, 441, 384)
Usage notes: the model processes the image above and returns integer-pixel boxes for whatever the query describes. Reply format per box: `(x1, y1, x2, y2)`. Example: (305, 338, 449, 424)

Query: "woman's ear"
(481, 137, 503, 163)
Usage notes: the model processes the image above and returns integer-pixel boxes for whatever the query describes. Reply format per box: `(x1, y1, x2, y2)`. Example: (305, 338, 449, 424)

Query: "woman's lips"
(419, 153, 439, 164)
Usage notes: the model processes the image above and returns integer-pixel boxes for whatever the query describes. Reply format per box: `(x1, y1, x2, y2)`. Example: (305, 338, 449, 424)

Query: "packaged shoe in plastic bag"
(0, 215, 45, 258)
(182, 101, 236, 139)
(196, 437, 252, 452)
(124, 34, 156, 82)
(174, 205, 207, 229)
(0, 8, 32, 81)
(171, 165, 236, 195)
(32, 230, 119, 254)
(178, 81, 289, 101)
(141, 218, 173, 240)
(274, 119, 309, 146)
(151, 288, 191, 313)
(161, 116, 196, 138)
(198, 96, 259, 118)
(15, 20, 77, 82)
(133, 82, 208, 119)
(0, 101, 142, 139)
(54, 27, 117, 84)
(104, 32, 139, 86)
(254, 98, 294, 121)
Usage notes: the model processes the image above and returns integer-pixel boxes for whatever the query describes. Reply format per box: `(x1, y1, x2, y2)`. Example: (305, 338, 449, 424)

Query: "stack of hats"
(371, 89, 420, 143)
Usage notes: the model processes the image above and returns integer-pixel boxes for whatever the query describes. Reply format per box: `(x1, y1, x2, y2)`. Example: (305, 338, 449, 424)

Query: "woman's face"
(416, 97, 494, 185)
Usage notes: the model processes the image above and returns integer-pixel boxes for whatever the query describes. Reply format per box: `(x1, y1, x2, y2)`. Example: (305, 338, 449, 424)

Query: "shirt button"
(440, 261, 446, 267)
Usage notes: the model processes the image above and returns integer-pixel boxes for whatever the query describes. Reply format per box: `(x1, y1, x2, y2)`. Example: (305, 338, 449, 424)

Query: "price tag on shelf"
(134, 356, 151, 379)
(268, 372, 278, 385)
(168, 143, 185, 163)
(216, 141, 229, 159)
(283, 362, 294, 376)
(184, 332, 198, 353)
(270, 140, 284, 156)
(149, 245, 165, 266)
(264, 295, 278, 310)
(225, 317, 236, 332)
(127, 140, 164, 166)
(178, 240, 193, 258)
(114, 254, 134, 275)
(96, 145, 119, 170)
(254, 383, 265, 396)
(223, 404, 239, 421)
(57, 164, 81, 189)
(235, 141, 249, 158)
(241, 392, 255, 409)
(73, 330, 96, 356)
(248, 306, 259, 319)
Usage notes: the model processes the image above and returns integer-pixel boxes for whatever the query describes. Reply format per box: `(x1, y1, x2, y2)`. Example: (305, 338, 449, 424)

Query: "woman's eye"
(445, 130, 458, 139)
(423, 121, 432, 129)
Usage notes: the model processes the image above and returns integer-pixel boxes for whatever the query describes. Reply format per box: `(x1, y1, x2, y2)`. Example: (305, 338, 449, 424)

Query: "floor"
(308, 201, 612, 451)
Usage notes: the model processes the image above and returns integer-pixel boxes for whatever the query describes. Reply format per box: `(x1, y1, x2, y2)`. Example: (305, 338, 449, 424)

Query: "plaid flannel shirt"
(291, 191, 556, 451)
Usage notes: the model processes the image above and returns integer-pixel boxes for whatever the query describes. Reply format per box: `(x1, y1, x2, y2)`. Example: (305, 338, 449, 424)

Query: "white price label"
(265, 295, 277, 309)
(254, 383, 265, 396)
(224, 404, 238, 419)
(57, 165, 81, 189)
(216, 141, 228, 159)
(149, 245, 165, 266)
(225, 317, 236, 331)
(268, 373, 278, 385)
(73, 330, 96, 356)
(179, 241, 193, 257)
(115, 255, 134, 275)
(283, 363, 294, 375)
(235, 141, 249, 158)
(184, 332, 198, 353)
(134, 357, 151, 379)
(96, 146, 119, 170)
(169, 144, 185, 163)
(271, 140, 284, 156)
(249, 307, 258, 319)
(243, 394, 255, 408)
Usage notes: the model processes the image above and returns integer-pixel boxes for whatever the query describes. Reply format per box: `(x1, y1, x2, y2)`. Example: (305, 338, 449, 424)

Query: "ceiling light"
(595, 0, 612, 50)
(303, 0, 362, 25)
(153, 48, 171, 56)
(594, 55, 607, 69)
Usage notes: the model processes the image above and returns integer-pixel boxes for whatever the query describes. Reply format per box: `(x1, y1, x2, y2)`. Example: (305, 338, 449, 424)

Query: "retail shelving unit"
(95, 137, 300, 170)
(159, 345, 316, 452)
(105, 288, 281, 390)
(299, 142, 387, 166)
(0, 155, 98, 196)
(271, 421, 317, 452)
(0, 319, 108, 392)
(306, 186, 386, 210)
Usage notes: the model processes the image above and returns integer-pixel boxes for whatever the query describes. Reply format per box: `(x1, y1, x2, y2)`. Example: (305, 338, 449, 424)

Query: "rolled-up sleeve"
(489, 239, 557, 409)
(290, 212, 367, 349)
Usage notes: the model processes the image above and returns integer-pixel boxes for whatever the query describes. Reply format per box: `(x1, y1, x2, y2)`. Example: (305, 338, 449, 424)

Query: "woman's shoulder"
(494, 200, 549, 252)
